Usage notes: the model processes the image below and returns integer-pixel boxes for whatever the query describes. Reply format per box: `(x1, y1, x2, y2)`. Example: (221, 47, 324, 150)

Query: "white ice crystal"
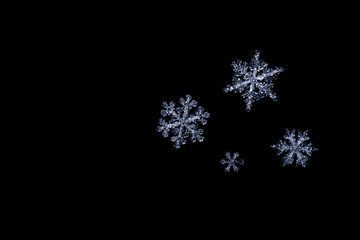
(224, 50, 284, 111)
(220, 152, 244, 172)
(271, 129, 318, 167)
(157, 94, 210, 149)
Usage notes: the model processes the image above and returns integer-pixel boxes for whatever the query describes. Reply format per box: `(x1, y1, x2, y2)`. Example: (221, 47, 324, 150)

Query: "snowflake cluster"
(157, 94, 210, 149)
(156, 51, 318, 170)
(220, 152, 244, 172)
(224, 50, 284, 111)
(271, 129, 318, 167)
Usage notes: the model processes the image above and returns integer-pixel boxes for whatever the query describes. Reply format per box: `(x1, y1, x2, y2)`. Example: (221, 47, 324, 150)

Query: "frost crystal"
(220, 152, 244, 172)
(224, 50, 284, 111)
(271, 129, 318, 167)
(157, 94, 210, 149)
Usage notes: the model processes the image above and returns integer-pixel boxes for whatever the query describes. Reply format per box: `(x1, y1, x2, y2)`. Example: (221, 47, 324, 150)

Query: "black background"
(8, 3, 357, 236)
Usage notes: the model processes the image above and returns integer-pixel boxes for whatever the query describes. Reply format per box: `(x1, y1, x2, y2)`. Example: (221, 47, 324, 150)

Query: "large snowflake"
(271, 129, 318, 167)
(157, 94, 210, 149)
(220, 152, 244, 172)
(224, 50, 284, 111)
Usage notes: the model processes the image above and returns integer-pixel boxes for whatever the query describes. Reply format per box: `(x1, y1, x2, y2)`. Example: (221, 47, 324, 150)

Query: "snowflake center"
(294, 142, 303, 151)
(182, 112, 188, 120)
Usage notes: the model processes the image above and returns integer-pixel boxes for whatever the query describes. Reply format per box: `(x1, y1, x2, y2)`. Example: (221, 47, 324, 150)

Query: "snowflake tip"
(160, 110, 167, 117)
(162, 131, 169, 138)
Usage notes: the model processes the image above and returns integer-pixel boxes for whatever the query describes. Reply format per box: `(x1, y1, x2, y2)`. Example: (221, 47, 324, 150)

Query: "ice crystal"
(271, 129, 318, 167)
(157, 94, 210, 149)
(220, 152, 244, 172)
(224, 50, 284, 111)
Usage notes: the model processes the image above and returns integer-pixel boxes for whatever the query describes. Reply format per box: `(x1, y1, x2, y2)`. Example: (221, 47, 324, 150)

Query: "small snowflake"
(224, 50, 284, 111)
(157, 94, 210, 149)
(271, 129, 318, 167)
(220, 152, 244, 172)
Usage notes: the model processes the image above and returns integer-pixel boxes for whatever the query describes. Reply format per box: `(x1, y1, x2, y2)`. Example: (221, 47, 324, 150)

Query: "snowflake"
(220, 152, 244, 172)
(157, 94, 210, 149)
(224, 50, 284, 111)
(271, 129, 318, 167)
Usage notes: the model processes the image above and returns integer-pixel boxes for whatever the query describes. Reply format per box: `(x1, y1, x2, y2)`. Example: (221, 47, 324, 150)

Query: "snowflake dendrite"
(224, 50, 284, 111)
(271, 129, 318, 167)
(157, 94, 210, 149)
(220, 152, 244, 172)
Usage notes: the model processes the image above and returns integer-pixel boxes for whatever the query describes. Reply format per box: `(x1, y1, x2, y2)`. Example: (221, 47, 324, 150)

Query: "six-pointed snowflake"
(224, 50, 284, 111)
(157, 94, 210, 149)
(271, 129, 318, 167)
(220, 152, 244, 172)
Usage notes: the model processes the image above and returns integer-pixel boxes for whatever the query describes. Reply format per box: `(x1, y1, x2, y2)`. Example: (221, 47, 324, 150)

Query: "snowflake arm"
(224, 50, 284, 111)
(271, 129, 318, 167)
(257, 66, 284, 81)
(157, 101, 180, 138)
(220, 152, 244, 172)
(157, 94, 210, 149)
